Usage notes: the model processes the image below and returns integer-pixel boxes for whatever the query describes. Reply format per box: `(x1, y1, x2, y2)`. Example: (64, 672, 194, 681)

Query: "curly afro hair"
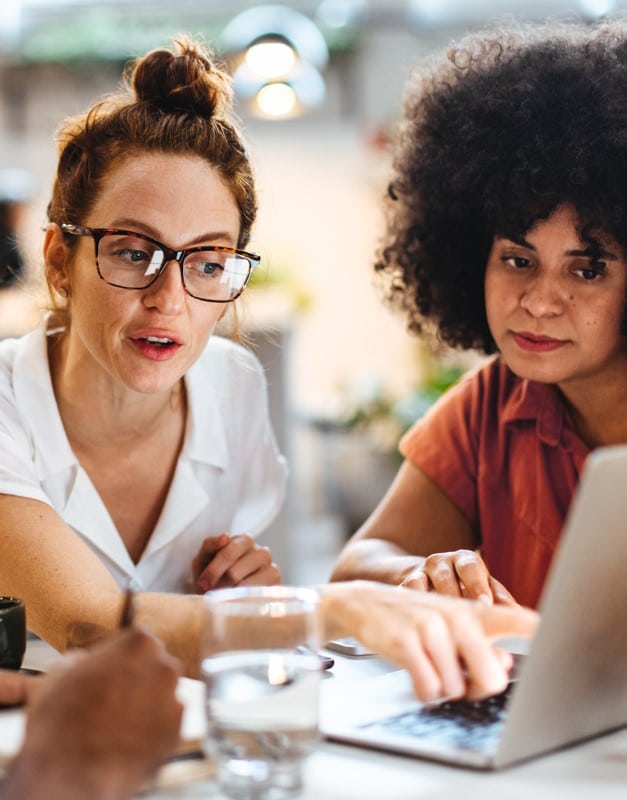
(378, 19, 627, 353)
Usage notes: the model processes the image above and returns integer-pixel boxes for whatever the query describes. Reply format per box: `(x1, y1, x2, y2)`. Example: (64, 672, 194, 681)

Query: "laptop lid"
(494, 444, 627, 766)
(321, 445, 627, 769)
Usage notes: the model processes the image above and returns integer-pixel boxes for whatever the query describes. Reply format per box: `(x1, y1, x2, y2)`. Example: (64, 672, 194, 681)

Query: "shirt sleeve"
(399, 366, 485, 523)
(0, 393, 53, 506)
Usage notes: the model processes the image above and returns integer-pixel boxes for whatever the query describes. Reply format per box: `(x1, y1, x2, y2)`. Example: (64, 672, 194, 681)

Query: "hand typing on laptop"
(319, 582, 538, 703)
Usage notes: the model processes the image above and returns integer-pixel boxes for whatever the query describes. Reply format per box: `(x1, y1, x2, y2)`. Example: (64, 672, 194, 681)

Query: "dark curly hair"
(378, 19, 627, 353)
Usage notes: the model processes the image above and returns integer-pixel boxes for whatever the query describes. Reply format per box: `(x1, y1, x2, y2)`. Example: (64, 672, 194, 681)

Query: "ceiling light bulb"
(256, 82, 297, 117)
(245, 40, 297, 80)
(579, 0, 616, 17)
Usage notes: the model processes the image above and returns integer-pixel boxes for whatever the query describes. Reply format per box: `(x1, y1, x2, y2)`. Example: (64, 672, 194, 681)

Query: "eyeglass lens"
(97, 232, 252, 301)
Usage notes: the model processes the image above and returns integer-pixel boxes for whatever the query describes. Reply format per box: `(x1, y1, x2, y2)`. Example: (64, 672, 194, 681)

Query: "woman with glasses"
(0, 36, 288, 665)
(0, 36, 536, 695)
(331, 20, 627, 610)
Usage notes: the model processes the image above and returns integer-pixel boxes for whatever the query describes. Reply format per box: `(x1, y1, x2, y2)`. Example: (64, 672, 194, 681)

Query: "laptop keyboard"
(361, 683, 514, 753)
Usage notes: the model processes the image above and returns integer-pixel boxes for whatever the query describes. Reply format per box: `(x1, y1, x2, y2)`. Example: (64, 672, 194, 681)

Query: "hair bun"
(130, 37, 233, 119)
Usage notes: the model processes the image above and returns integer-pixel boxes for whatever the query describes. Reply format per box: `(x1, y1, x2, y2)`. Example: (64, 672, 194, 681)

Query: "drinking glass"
(0, 596, 26, 670)
(201, 586, 321, 800)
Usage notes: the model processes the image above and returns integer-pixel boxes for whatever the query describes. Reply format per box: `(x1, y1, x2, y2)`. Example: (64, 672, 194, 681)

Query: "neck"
(48, 331, 185, 448)
(559, 365, 627, 449)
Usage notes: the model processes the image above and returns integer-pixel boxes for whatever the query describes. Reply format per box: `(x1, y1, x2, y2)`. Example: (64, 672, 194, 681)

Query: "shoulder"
(426, 356, 518, 413)
(0, 333, 25, 374)
(0, 329, 43, 401)
(400, 357, 518, 453)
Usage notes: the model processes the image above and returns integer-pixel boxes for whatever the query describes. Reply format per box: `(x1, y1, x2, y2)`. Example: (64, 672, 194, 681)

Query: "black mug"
(0, 597, 26, 670)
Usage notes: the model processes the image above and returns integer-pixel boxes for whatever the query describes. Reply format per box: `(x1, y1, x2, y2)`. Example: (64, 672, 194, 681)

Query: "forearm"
(3, 751, 125, 800)
(133, 593, 206, 678)
(330, 537, 425, 585)
(61, 592, 207, 679)
(317, 581, 372, 642)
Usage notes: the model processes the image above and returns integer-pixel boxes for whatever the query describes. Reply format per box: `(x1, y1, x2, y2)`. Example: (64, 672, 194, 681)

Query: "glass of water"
(201, 586, 322, 799)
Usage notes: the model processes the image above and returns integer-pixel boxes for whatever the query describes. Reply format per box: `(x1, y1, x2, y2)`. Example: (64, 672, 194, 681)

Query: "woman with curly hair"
(332, 20, 627, 609)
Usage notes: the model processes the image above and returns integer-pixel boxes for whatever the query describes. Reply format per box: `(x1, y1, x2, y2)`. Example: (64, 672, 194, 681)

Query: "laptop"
(320, 444, 627, 769)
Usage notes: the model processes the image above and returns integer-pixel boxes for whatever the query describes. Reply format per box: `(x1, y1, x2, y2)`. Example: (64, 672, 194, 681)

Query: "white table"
(20, 639, 627, 799)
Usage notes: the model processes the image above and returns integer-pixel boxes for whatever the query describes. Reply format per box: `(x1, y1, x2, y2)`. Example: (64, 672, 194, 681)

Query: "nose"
(142, 259, 185, 314)
(519, 272, 565, 318)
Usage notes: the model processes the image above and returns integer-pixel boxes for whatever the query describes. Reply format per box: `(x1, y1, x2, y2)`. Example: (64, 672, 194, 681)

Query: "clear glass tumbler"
(201, 586, 322, 800)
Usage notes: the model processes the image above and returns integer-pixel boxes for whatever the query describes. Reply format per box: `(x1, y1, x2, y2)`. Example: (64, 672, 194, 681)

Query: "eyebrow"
(499, 234, 618, 261)
(106, 218, 238, 247)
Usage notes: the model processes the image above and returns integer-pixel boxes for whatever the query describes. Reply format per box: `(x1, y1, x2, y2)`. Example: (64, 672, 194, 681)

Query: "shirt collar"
(182, 345, 229, 470)
(500, 364, 576, 449)
(12, 324, 230, 480)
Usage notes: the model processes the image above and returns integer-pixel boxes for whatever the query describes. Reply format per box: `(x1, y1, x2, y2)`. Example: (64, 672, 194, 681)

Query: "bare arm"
(330, 460, 515, 604)
(331, 460, 476, 583)
(0, 495, 205, 676)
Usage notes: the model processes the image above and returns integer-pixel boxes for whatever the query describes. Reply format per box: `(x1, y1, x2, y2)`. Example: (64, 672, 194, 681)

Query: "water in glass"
(203, 649, 320, 799)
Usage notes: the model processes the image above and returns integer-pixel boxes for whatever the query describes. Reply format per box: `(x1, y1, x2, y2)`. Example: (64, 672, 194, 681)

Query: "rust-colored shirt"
(399, 357, 589, 608)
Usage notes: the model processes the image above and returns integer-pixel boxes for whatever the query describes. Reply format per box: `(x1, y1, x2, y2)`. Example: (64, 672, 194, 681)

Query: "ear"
(43, 224, 71, 297)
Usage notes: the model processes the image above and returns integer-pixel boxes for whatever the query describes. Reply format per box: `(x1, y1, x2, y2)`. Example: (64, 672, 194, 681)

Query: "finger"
(215, 546, 274, 588)
(488, 576, 518, 606)
(424, 559, 464, 598)
(447, 611, 509, 700)
(495, 647, 514, 673)
(383, 628, 449, 703)
(225, 564, 281, 588)
(198, 535, 254, 590)
(0, 670, 37, 707)
(400, 570, 429, 591)
(475, 602, 540, 641)
(191, 533, 230, 582)
(452, 552, 493, 604)
(418, 613, 467, 700)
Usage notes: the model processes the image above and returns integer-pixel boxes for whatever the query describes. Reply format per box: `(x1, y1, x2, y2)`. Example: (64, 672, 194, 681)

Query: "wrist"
(4, 746, 137, 800)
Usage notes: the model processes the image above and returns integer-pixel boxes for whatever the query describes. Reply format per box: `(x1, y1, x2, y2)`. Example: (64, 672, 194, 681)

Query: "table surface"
(21, 638, 627, 799)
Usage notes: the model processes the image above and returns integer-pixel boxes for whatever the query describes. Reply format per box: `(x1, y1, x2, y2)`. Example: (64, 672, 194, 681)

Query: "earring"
(58, 287, 68, 298)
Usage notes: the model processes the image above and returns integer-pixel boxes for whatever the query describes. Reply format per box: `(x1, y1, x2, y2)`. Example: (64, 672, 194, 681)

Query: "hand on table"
(192, 533, 281, 593)
(0, 670, 38, 707)
(322, 581, 538, 703)
(401, 549, 516, 605)
(4, 628, 183, 800)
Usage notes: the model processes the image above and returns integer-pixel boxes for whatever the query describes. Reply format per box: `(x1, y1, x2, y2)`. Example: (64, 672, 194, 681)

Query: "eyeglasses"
(60, 223, 260, 303)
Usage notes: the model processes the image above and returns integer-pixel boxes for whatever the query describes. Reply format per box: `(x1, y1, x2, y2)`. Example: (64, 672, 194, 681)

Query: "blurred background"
(1, 0, 625, 583)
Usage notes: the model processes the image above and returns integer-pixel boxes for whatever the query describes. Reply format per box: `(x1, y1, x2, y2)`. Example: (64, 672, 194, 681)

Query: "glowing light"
(579, 0, 616, 17)
(245, 40, 296, 80)
(256, 83, 297, 117)
(267, 653, 289, 685)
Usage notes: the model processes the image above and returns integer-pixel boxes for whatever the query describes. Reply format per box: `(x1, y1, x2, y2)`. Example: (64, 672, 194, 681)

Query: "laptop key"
(361, 684, 514, 753)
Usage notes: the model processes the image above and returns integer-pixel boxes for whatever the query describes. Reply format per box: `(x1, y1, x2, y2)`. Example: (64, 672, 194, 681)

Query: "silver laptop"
(321, 444, 627, 769)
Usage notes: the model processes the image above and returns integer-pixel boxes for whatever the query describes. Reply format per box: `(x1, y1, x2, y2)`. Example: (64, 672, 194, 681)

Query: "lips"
(129, 330, 183, 361)
(141, 335, 175, 349)
(512, 331, 568, 353)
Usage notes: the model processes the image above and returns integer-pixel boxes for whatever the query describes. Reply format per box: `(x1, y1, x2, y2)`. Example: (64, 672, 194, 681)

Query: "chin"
(122, 368, 182, 396)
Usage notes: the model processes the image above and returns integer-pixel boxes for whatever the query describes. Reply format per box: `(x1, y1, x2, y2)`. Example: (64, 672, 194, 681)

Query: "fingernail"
(478, 593, 492, 606)
(198, 579, 209, 593)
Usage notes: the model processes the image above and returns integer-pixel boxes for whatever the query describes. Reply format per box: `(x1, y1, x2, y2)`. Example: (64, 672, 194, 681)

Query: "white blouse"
(0, 325, 287, 592)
